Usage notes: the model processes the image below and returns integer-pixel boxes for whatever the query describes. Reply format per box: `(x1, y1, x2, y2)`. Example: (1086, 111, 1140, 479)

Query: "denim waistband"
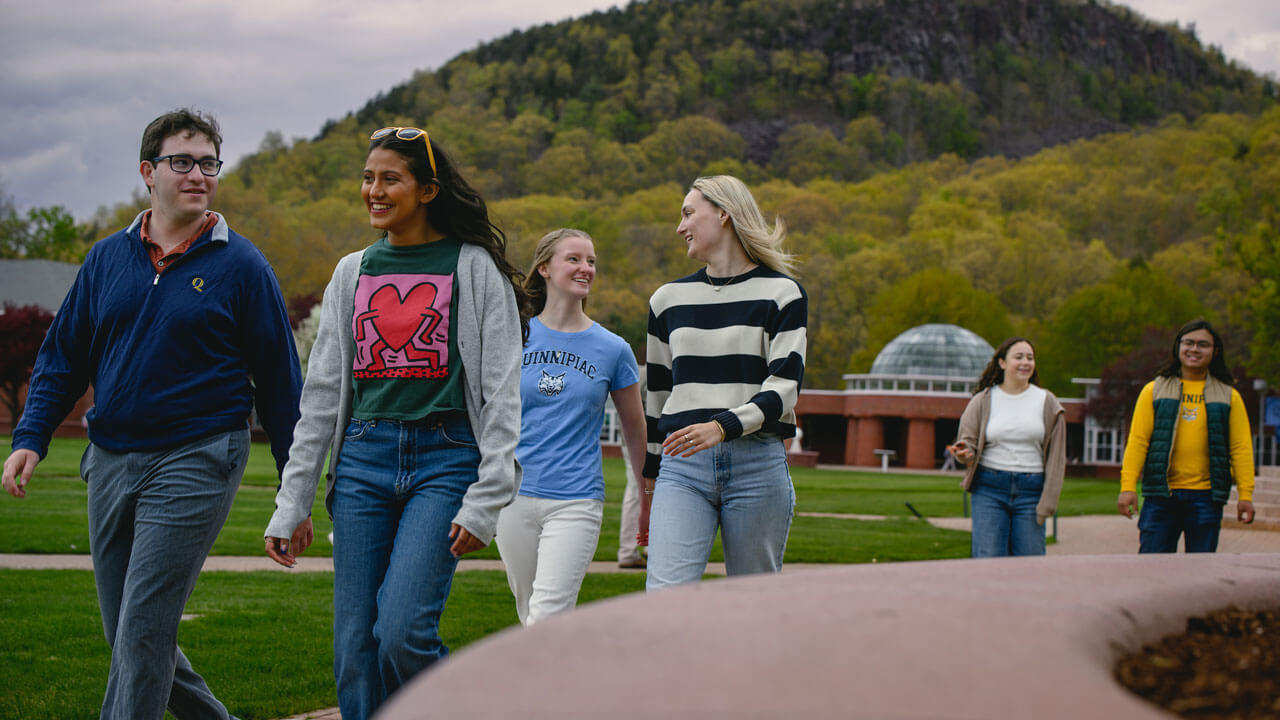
(360, 410, 468, 428)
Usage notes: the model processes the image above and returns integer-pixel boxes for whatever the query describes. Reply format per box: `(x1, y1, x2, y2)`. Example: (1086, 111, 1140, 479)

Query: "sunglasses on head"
(370, 127, 437, 177)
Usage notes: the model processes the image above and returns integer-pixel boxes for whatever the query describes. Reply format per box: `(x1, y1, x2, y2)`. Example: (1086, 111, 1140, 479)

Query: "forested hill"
(75, 0, 1278, 393)
(344, 0, 1272, 182)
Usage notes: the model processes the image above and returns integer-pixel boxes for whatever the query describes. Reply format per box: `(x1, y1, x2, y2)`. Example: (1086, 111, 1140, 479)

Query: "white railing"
(1256, 434, 1277, 467)
(841, 373, 976, 395)
(600, 402, 622, 446)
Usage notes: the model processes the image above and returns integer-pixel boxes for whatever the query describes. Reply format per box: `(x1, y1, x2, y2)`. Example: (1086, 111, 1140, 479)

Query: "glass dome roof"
(869, 324, 995, 378)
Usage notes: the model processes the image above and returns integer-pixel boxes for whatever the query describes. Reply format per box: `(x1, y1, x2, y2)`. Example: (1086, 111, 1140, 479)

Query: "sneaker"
(618, 555, 647, 569)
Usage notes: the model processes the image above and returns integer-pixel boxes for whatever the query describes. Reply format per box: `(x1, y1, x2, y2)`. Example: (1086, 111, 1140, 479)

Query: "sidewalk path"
(0, 554, 662, 574)
(4, 514, 1279, 572)
(915, 513, 1280, 554)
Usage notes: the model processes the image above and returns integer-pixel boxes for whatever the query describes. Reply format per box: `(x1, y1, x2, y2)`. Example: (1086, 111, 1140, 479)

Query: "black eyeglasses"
(1180, 339, 1213, 350)
(151, 154, 224, 177)
(371, 127, 437, 177)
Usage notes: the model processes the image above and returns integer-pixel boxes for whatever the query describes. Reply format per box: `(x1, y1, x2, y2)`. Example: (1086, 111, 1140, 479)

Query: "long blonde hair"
(523, 228, 593, 315)
(690, 175, 794, 276)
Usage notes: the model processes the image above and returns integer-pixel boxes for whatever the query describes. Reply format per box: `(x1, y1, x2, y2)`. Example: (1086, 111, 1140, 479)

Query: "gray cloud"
(1, 0, 1275, 221)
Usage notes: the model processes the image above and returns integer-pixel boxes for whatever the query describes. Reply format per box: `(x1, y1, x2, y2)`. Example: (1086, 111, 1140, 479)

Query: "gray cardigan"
(265, 243, 522, 544)
(956, 385, 1066, 524)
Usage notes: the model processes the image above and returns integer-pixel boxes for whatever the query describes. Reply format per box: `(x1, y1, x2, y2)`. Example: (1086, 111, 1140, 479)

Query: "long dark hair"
(973, 336, 1040, 394)
(1157, 319, 1233, 384)
(369, 131, 531, 341)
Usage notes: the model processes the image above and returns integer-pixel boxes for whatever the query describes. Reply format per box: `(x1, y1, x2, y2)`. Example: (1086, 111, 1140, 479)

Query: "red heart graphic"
(366, 283, 440, 351)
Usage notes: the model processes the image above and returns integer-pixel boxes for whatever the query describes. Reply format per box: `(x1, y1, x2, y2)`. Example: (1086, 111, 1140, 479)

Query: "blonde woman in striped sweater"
(643, 175, 807, 590)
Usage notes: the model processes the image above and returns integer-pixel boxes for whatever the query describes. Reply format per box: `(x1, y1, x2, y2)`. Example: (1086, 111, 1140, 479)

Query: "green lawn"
(0, 569, 645, 720)
(0, 436, 1120, 718)
(1, 436, 1120, 557)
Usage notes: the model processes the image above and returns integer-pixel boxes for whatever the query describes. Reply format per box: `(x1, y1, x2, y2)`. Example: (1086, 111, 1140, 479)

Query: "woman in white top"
(952, 337, 1066, 557)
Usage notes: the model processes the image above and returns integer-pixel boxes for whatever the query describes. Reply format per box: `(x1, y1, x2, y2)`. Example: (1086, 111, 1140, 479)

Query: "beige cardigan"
(956, 386, 1067, 524)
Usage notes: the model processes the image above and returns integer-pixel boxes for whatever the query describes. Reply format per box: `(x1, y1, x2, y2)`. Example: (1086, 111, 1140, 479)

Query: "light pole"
(1254, 378, 1268, 469)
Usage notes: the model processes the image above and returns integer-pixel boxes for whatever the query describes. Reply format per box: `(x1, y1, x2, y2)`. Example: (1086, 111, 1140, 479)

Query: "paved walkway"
(6, 514, 1280, 572)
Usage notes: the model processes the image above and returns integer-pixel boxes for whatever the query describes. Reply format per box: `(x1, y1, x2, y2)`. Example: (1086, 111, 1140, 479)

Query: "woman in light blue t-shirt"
(495, 228, 648, 625)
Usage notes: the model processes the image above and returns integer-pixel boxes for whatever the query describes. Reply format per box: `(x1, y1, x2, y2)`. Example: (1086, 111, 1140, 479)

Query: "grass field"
(0, 568, 646, 720)
(0, 435, 1120, 558)
(0, 436, 1120, 718)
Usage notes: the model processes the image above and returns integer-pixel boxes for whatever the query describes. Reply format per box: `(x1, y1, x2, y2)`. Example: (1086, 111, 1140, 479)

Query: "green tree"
(850, 268, 1015, 372)
(636, 116, 746, 187)
(0, 303, 55, 424)
(769, 124, 848, 183)
(1220, 107, 1280, 383)
(0, 203, 87, 262)
(1040, 262, 1205, 393)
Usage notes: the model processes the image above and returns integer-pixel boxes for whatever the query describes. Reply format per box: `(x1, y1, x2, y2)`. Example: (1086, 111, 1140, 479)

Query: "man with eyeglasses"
(1117, 319, 1255, 553)
(2, 108, 302, 719)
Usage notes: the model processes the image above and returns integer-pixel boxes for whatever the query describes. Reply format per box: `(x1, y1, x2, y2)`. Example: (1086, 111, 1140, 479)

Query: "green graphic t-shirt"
(350, 237, 466, 420)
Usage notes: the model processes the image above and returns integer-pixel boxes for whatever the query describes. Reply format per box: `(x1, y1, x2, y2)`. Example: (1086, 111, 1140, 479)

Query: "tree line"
(24, 106, 1270, 396)
(3, 0, 1277, 399)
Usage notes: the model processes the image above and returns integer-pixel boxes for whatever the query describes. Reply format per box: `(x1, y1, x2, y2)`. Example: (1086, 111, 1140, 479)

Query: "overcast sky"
(1, 0, 1276, 222)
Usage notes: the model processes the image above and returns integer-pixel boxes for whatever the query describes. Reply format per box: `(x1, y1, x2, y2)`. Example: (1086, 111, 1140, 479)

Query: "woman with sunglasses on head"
(494, 228, 647, 625)
(264, 126, 527, 719)
(643, 175, 807, 590)
(952, 337, 1066, 557)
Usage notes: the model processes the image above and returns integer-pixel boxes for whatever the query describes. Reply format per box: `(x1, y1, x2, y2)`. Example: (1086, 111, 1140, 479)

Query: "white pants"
(618, 449, 643, 563)
(495, 495, 603, 625)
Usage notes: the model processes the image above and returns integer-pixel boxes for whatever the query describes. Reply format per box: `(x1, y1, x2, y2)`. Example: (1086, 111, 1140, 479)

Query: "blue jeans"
(329, 414, 480, 720)
(970, 467, 1046, 558)
(1138, 489, 1223, 553)
(82, 429, 249, 720)
(646, 432, 795, 590)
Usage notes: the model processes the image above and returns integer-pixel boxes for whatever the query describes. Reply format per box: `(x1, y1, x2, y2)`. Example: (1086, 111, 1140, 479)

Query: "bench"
(873, 448, 896, 472)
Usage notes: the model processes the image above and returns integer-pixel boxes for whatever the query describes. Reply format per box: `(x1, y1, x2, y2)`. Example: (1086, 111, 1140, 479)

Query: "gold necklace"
(707, 270, 741, 292)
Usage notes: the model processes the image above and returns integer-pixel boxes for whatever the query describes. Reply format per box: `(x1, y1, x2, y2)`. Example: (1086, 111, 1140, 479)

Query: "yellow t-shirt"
(1119, 379, 1255, 500)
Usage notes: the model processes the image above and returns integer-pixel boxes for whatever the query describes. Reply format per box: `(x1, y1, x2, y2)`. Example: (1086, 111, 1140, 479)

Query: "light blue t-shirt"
(516, 317, 640, 501)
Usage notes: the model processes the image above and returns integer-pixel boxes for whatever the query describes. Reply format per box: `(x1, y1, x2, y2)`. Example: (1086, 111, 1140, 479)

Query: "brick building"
(790, 324, 1092, 471)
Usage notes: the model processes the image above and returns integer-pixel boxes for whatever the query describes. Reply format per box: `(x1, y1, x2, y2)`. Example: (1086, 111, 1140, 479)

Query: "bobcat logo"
(1181, 405, 1199, 423)
(538, 370, 566, 397)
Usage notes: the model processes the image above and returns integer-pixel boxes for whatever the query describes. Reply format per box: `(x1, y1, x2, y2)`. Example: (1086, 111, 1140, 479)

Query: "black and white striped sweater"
(643, 266, 807, 478)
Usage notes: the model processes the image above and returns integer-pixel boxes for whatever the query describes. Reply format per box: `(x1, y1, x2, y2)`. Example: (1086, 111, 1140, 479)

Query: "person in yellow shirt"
(1117, 320, 1255, 552)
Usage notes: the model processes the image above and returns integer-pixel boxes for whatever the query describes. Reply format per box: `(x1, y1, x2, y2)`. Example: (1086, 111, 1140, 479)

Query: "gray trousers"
(82, 429, 249, 720)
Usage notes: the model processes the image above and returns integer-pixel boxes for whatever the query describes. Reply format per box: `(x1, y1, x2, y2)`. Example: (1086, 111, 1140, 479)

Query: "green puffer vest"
(1140, 375, 1234, 503)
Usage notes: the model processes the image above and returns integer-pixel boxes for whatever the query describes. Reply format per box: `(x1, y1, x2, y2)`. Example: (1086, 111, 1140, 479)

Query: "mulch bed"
(1115, 606, 1280, 719)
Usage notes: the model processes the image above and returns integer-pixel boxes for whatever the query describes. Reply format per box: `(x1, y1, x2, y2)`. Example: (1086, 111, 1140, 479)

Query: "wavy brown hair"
(974, 336, 1040, 394)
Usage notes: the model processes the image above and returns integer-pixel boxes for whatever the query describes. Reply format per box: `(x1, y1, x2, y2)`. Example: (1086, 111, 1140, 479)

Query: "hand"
(291, 517, 315, 555)
(661, 422, 723, 458)
(637, 480, 653, 546)
(1117, 491, 1138, 519)
(1238, 500, 1255, 524)
(265, 517, 314, 568)
(265, 535, 296, 567)
(950, 441, 975, 465)
(449, 523, 486, 557)
(2, 449, 40, 498)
